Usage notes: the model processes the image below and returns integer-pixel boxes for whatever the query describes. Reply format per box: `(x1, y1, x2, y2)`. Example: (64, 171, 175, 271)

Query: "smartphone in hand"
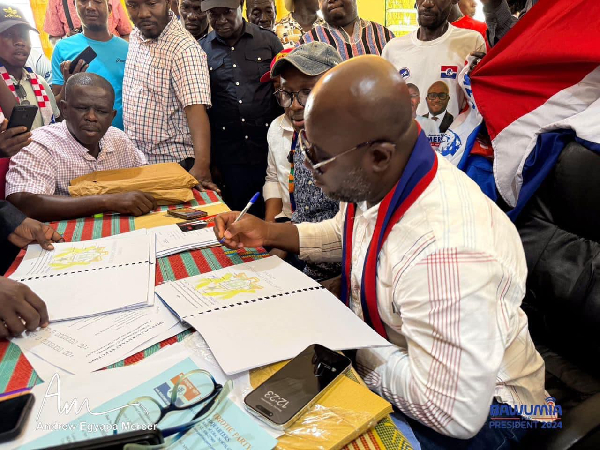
(7, 105, 38, 133)
(69, 46, 97, 74)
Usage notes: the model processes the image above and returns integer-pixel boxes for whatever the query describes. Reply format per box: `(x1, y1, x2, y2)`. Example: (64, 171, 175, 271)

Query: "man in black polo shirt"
(200, 0, 283, 216)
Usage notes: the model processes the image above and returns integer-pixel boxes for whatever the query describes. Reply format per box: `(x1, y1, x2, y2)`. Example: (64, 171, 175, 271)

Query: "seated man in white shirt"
(214, 56, 551, 447)
(6, 73, 156, 222)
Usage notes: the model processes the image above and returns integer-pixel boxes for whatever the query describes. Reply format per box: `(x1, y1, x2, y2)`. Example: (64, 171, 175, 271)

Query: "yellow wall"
(357, 0, 385, 24)
(276, 0, 386, 24)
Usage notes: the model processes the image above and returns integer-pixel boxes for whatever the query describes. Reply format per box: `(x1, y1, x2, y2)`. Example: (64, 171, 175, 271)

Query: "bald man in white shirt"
(214, 55, 551, 448)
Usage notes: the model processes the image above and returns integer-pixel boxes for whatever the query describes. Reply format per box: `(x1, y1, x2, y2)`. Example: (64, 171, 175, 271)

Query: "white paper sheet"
(157, 257, 390, 375)
(150, 224, 219, 258)
(9, 234, 156, 322)
(156, 256, 322, 318)
(189, 288, 391, 375)
(12, 297, 179, 374)
(11, 234, 153, 278)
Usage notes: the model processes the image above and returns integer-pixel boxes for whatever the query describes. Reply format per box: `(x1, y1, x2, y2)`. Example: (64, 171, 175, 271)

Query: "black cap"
(0, 5, 38, 34)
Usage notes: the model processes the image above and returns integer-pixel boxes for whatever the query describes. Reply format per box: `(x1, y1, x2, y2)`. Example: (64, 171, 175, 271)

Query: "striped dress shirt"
(6, 121, 147, 197)
(299, 18, 395, 60)
(296, 154, 550, 439)
(123, 14, 211, 164)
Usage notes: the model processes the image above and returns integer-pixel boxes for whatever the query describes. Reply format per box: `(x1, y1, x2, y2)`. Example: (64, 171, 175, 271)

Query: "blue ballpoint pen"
(219, 192, 261, 244)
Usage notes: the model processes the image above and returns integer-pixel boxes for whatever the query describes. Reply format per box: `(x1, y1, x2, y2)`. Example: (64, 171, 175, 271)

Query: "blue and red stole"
(340, 131, 438, 338)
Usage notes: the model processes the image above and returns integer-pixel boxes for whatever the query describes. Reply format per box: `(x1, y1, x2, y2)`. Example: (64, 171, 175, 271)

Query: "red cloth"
(453, 16, 490, 50)
(0, 158, 8, 200)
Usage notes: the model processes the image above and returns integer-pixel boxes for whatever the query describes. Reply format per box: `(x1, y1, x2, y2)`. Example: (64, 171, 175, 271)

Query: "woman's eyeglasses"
(274, 89, 311, 108)
(114, 370, 232, 447)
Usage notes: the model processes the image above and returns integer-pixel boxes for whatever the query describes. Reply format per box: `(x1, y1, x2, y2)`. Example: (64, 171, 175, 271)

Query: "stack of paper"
(149, 224, 219, 258)
(10, 234, 156, 322)
(156, 257, 390, 375)
(14, 296, 181, 375)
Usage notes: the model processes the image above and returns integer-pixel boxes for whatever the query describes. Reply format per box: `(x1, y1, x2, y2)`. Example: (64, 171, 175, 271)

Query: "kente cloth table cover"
(0, 190, 412, 450)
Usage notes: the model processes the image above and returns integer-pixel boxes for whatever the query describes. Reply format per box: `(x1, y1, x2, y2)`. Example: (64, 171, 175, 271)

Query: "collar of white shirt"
(279, 114, 294, 133)
(430, 110, 447, 123)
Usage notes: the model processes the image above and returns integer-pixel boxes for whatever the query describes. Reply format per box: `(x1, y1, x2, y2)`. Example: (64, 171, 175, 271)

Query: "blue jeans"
(395, 402, 529, 450)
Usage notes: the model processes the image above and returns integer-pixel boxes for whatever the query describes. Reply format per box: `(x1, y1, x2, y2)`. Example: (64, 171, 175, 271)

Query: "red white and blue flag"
(440, 65, 458, 79)
(470, 0, 600, 216)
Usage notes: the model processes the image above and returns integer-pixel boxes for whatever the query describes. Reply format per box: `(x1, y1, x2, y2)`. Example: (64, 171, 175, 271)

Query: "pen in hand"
(219, 192, 261, 244)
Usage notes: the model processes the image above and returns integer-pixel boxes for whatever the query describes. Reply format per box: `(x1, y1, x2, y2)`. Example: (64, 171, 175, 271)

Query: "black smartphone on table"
(69, 46, 98, 74)
(0, 393, 35, 443)
(45, 429, 164, 449)
(244, 344, 351, 430)
(7, 105, 38, 132)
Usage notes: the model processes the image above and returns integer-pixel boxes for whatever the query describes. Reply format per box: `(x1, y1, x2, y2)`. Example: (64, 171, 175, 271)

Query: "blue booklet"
(21, 358, 277, 450)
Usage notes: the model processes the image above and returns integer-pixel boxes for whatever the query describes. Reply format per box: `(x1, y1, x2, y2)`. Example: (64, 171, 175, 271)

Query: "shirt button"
(235, 82, 240, 86)
(239, 99, 243, 104)
(233, 64, 237, 68)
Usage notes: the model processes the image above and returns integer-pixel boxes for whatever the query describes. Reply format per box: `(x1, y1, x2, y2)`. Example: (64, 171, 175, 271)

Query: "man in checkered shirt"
(6, 74, 156, 222)
(123, 0, 218, 192)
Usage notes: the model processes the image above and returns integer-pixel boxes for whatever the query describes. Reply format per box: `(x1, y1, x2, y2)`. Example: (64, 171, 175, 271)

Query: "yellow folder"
(250, 361, 393, 450)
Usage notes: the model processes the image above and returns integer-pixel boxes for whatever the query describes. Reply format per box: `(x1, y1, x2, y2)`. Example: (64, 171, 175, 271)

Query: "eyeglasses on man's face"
(274, 88, 311, 108)
(426, 92, 449, 101)
(114, 370, 232, 447)
(299, 129, 394, 175)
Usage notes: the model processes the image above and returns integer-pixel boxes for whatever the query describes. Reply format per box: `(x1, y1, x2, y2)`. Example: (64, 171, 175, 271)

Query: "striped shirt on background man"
(299, 18, 394, 60)
(123, 13, 211, 164)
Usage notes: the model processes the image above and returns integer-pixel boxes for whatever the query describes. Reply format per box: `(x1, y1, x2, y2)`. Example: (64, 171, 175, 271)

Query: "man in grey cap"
(200, 0, 283, 217)
(0, 4, 59, 131)
(263, 42, 344, 284)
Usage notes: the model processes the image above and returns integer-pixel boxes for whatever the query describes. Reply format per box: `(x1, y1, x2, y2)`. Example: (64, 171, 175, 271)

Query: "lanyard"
(288, 132, 298, 213)
(340, 131, 438, 338)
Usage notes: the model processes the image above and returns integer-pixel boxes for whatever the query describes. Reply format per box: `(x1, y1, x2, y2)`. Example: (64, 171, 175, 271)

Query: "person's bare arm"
(7, 191, 157, 222)
(0, 120, 31, 158)
(0, 277, 49, 338)
(214, 211, 300, 253)
(265, 198, 284, 223)
(52, 60, 88, 104)
(184, 104, 220, 193)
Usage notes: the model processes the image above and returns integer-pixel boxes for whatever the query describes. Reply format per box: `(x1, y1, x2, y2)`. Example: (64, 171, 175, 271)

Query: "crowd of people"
(0, 0, 566, 448)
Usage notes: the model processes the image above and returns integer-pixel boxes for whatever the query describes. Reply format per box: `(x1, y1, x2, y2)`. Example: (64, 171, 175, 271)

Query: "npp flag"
(470, 0, 600, 216)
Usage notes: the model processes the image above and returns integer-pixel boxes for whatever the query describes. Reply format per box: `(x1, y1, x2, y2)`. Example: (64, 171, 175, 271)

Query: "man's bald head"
(427, 81, 449, 95)
(304, 55, 418, 205)
(305, 55, 413, 152)
(61, 73, 117, 150)
(65, 73, 115, 105)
